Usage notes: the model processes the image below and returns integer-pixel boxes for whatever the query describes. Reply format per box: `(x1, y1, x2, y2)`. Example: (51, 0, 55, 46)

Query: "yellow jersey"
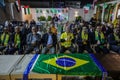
(60, 32, 74, 48)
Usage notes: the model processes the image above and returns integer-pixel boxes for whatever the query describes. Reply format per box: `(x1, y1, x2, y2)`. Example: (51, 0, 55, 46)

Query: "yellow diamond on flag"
(43, 55, 89, 71)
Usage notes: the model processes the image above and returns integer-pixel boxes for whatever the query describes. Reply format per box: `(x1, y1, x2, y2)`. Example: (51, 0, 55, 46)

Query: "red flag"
(23, 5, 29, 8)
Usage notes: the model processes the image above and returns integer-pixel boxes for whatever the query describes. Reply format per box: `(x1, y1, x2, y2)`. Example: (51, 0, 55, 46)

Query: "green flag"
(40, 10, 42, 13)
(32, 54, 103, 76)
(46, 10, 49, 13)
(36, 9, 39, 13)
(24, 8, 30, 15)
(104, 3, 107, 8)
(28, 8, 30, 14)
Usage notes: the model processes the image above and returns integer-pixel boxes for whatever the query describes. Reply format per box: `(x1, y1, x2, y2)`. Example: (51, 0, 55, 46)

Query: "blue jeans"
(95, 46, 109, 54)
(111, 45, 120, 53)
(42, 47, 55, 54)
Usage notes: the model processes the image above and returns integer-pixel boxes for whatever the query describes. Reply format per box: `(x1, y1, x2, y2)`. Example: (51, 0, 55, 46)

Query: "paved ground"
(95, 53, 120, 80)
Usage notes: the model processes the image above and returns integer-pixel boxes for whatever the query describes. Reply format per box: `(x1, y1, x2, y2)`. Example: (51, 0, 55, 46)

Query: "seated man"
(0, 27, 10, 54)
(60, 27, 76, 53)
(108, 28, 120, 53)
(6, 26, 23, 54)
(76, 27, 93, 53)
(94, 25, 109, 54)
(41, 27, 57, 54)
(25, 27, 41, 54)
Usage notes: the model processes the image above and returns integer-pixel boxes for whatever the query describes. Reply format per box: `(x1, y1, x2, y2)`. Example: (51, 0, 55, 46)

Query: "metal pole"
(10, 3, 14, 19)
(101, 5, 105, 23)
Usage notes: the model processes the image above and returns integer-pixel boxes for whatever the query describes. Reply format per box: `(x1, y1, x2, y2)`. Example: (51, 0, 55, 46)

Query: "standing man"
(52, 14, 59, 23)
(90, 14, 97, 27)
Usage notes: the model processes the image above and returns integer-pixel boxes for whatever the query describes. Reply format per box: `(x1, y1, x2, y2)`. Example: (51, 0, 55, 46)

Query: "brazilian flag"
(32, 54, 105, 76)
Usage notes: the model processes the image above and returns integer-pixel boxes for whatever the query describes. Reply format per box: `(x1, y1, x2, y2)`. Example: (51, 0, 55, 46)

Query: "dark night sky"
(21, 0, 94, 8)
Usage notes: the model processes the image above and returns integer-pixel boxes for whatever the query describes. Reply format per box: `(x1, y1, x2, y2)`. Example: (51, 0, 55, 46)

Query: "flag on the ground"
(32, 54, 104, 76)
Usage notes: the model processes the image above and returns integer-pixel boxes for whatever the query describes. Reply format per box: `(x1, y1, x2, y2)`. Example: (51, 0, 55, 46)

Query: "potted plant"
(47, 16, 52, 21)
(38, 16, 46, 21)
(77, 16, 81, 21)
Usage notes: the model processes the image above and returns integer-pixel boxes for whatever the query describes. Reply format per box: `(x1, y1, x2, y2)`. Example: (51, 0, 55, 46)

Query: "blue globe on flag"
(56, 57, 76, 67)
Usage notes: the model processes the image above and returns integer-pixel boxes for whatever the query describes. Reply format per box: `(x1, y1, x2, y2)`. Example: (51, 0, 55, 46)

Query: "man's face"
(66, 27, 70, 33)
(32, 27, 37, 34)
(51, 24, 54, 27)
(54, 14, 57, 17)
(93, 14, 96, 18)
(80, 23, 84, 26)
(15, 27, 20, 33)
(4, 29, 8, 33)
(114, 28, 119, 35)
(47, 28, 52, 33)
(96, 26, 101, 33)
(118, 15, 120, 20)
(82, 27, 88, 33)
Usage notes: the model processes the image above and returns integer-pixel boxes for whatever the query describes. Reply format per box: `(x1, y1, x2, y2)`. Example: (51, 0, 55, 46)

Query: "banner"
(32, 54, 104, 76)
(18, 0, 21, 10)
(23, 6, 30, 15)
(36, 9, 39, 13)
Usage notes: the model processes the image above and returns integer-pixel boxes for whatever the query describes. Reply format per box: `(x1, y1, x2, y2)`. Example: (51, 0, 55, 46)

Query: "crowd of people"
(0, 15, 120, 55)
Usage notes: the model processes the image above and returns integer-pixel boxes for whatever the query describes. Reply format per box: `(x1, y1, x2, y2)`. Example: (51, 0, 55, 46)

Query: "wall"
(21, 8, 94, 22)
(69, 8, 94, 21)
(21, 8, 68, 22)
(0, 3, 22, 24)
(0, 3, 11, 24)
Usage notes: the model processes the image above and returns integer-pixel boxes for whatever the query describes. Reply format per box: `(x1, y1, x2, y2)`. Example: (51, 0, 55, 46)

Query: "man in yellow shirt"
(60, 27, 76, 53)
(76, 27, 93, 53)
(6, 26, 24, 54)
(113, 15, 120, 27)
(0, 27, 10, 54)
(108, 28, 120, 53)
(50, 23, 57, 35)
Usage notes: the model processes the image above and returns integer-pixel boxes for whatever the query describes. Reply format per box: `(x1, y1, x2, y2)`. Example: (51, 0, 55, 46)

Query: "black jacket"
(76, 32, 91, 46)
(41, 33, 57, 47)
(26, 33, 41, 47)
(108, 33, 119, 45)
